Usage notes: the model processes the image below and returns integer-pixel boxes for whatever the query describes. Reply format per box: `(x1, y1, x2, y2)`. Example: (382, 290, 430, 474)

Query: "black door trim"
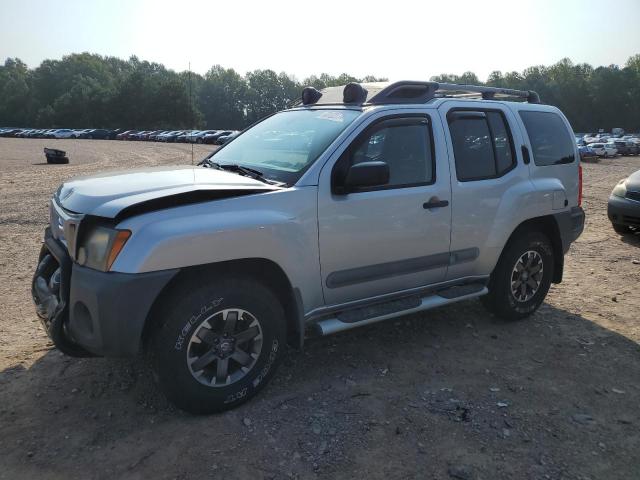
(325, 248, 479, 289)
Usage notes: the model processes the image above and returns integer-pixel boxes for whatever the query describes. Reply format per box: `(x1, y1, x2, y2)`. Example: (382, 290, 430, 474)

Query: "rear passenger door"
(438, 102, 529, 280)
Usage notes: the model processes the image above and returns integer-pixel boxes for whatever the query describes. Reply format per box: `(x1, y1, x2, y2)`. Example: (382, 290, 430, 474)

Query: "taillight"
(578, 164, 583, 207)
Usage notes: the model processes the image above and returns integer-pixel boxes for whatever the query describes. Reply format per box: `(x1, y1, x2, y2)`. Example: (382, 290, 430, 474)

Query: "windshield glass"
(209, 109, 361, 184)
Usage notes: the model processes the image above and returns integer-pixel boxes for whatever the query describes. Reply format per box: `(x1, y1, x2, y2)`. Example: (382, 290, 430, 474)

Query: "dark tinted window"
(448, 110, 516, 181)
(487, 112, 514, 174)
(351, 120, 434, 187)
(449, 117, 495, 180)
(519, 111, 576, 166)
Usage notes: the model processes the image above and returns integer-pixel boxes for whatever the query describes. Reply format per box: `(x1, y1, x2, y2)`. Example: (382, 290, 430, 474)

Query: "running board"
(312, 284, 488, 337)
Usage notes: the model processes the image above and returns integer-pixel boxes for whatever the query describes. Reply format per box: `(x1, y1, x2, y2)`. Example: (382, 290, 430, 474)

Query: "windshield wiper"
(204, 160, 283, 186)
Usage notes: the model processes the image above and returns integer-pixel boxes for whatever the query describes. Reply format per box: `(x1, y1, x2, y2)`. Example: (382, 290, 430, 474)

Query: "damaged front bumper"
(32, 227, 93, 356)
(32, 227, 178, 357)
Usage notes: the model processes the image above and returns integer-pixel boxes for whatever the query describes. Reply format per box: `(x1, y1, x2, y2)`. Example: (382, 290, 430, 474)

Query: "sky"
(1, 0, 639, 81)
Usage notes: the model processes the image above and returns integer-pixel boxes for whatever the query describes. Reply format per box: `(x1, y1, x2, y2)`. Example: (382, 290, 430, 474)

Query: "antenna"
(189, 61, 194, 165)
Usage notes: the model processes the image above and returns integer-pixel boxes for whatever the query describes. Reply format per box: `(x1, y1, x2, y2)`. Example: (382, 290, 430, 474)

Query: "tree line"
(0, 53, 639, 132)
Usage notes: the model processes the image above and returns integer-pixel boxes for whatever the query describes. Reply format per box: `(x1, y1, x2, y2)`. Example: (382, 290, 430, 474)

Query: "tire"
(46, 155, 69, 164)
(196, 138, 203, 144)
(151, 275, 286, 414)
(481, 230, 554, 321)
(612, 223, 632, 235)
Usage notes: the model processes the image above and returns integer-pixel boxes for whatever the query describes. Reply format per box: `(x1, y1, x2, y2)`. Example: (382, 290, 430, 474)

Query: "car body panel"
(316, 107, 452, 305)
(56, 166, 279, 218)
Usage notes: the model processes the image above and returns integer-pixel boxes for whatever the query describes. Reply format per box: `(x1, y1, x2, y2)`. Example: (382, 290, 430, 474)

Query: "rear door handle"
(423, 198, 449, 209)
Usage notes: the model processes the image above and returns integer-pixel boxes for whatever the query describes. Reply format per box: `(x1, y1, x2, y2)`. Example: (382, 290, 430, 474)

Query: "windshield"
(209, 109, 361, 184)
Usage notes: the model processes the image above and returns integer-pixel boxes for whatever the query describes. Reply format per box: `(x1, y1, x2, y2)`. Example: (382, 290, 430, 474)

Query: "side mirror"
(343, 161, 390, 192)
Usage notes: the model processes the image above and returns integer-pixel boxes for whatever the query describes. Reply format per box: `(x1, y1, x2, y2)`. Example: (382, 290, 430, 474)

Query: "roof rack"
(298, 81, 540, 106)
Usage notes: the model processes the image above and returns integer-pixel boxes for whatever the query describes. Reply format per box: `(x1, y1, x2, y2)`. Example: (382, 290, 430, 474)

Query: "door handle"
(423, 198, 449, 209)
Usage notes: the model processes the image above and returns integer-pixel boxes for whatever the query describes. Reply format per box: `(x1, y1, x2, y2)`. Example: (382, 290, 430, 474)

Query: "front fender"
(112, 187, 324, 312)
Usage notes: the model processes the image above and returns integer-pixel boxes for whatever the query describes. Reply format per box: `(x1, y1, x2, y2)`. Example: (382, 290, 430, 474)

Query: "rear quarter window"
(519, 111, 576, 166)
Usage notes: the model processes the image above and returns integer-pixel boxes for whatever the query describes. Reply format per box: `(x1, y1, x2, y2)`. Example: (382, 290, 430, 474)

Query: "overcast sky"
(1, 0, 639, 81)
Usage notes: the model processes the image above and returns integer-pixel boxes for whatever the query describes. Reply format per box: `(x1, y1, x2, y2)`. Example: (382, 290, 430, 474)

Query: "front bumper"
(32, 228, 178, 357)
(608, 195, 640, 228)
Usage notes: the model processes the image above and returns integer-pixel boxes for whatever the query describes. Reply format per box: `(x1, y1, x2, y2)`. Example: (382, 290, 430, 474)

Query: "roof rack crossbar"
(368, 81, 540, 104)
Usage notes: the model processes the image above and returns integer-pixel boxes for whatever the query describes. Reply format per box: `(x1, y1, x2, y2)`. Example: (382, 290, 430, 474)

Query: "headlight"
(612, 179, 627, 198)
(77, 225, 131, 271)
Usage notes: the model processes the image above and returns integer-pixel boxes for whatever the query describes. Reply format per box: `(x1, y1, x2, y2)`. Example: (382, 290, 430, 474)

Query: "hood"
(56, 166, 281, 219)
(626, 169, 640, 191)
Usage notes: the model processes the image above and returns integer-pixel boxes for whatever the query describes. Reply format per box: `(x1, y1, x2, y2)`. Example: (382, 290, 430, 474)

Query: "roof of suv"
(294, 81, 541, 108)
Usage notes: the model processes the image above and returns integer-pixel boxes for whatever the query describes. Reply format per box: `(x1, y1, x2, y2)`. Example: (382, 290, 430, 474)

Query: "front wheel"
(481, 231, 554, 320)
(151, 276, 286, 414)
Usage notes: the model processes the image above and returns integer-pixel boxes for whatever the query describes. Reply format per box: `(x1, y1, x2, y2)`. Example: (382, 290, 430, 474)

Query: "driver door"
(317, 112, 452, 306)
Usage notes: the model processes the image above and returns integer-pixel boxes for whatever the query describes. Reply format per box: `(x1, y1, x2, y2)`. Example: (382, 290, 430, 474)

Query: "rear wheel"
(481, 231, 554, 320)
(151, 276, 286, 414)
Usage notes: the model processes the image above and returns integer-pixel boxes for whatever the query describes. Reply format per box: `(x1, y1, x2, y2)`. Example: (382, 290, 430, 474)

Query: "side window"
(519, 111, 576, 166)
(448, 110, 516, 181)
(350, 118, 434, 187)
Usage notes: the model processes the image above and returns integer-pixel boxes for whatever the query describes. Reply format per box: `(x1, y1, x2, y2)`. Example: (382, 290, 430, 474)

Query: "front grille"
(625, 191, 640, 202)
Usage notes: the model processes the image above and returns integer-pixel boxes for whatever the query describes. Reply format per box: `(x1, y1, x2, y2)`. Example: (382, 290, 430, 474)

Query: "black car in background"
(608, 169, 640, 234)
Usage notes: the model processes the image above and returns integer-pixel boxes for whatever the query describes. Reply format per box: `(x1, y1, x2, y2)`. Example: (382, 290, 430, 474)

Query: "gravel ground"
(0, 138, 639, 480)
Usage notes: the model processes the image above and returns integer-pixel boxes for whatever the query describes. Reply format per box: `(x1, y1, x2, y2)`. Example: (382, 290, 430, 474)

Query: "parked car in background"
(203, 130, 234, 144)
(85, 129, 119, 140)
(603, 143, 618, 157)
(591, 143, 617, 157)
(116, 130, 135, 140)
(578, 145, 598, 162)
(624, 141, 639, 155)
(609, 140, 630, 156)
(176, 130, 198, 143)
(128, 130, 152, 141)
(216, 131, 240, 145)
(187, 130, 217, 143)
(159, 130, 185, 142)
(48, 129, 78, 139)
(0, 128, 23, 137)
(589, 143, 607, 157)
(148, 130, 167, 141)
(608, 169, 640, 234)
(141, 130, 162, 141)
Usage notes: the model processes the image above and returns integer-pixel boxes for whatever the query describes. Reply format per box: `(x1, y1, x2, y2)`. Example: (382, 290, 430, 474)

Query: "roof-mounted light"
(301, 86, 323, 105)
(343, 83, 368, 104)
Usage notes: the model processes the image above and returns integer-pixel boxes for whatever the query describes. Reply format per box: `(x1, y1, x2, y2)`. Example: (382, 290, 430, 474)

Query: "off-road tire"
(481, 231, 554, 320)
(151, 275, 286, 414)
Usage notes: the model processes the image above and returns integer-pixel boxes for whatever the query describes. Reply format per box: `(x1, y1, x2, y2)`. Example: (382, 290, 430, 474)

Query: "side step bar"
(312, 284, 487, 337)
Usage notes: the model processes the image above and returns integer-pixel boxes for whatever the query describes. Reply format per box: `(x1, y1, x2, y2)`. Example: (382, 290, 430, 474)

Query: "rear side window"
(519, 111, 576, 166)
(448, 110, 516, 181)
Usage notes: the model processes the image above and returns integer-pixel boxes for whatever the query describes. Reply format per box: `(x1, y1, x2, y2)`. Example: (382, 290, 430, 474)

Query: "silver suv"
(32, 81, 585, 413)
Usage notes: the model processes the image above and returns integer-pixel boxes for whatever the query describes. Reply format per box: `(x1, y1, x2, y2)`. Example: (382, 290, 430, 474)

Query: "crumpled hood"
(56, 166, 281, 219)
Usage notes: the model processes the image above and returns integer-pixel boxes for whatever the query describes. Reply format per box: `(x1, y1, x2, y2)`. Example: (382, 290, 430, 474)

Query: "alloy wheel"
(186, 308, 263, 387)
(510, 250, 544, 302)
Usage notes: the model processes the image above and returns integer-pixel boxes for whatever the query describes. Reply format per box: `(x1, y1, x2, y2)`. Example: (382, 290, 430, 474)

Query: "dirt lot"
(1, 138, 639, 480)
